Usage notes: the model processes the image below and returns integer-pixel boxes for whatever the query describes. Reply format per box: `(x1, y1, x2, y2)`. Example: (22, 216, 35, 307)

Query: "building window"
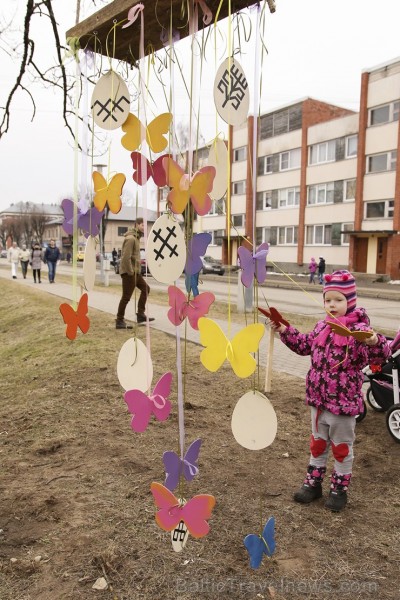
(208, 199, 225, 215)
(277, 226, 298, 245)
(279, 187, 300, 208)
(342, 223, 353, 245)
(365, 200, 394, 219)
(232, 214, 245, 228)
(345, 179, 356, 201)
(280, 148, 301, 171)
(346, 135, 358, 158)
(369, 101, 400, 126)
(206, 229, 224, 246)
(258, 226, 277, 245)
(264, 155, 273, 174)
(309, 140, 336, 165)
(308, 182, 334, 205)
(367, 151, 397, 173)
(306, 224, 332, 245)
(232, 181, 246, 195)
(263, 191, 272, 209)
(118, 227, 128, 236)
(233, 146, 247, 162)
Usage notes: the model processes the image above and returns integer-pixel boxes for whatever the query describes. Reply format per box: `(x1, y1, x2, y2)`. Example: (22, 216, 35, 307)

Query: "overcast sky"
(1, 0, 400, 213)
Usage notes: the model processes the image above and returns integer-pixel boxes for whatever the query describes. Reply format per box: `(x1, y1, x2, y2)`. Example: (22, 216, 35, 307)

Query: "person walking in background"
(31, 242, 43, 283)
(308, 257, 317, 284)
(267, 270, 390, 512)
(7, 242, 20, 279)
(185, 271, 200, 297)
(43, 239, 60, 283)
(19, 244, 30, 279)
(111, 247, 118, 266)
(116, 218, 154, 329)
(318, 256, 326, 284)
(66, 251, 72, 264)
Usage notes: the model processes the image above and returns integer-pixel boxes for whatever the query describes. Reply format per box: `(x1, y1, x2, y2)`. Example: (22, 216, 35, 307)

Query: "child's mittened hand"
(365, 331, 378, 346)
(266, 320, 286, 334)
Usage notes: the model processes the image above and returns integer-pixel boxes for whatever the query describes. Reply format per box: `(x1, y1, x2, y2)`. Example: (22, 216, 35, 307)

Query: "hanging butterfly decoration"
(244, 517, 276, 569)
(326, 320, 373, 341)
(258, 306, 290, 328)
(198, 318, 265, 378)
(163, 439, 202, 491)
(150, 482, 216, 538)
(61, 199, 104, 238)
(237, 242, 270, 287)
(185, 232, 212, 275)
(162, 157, 216, 216)
(124, 372, 172, 433)
(167, 286, 215, 330)
(131, 151, 170, 187)
(121, 112, 172, 153)
(92, 172, 126, 214)
(59, 293, 90, 341)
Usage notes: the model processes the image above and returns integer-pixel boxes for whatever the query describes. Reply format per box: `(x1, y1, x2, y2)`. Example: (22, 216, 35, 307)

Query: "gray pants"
(309, 407, 356, 475)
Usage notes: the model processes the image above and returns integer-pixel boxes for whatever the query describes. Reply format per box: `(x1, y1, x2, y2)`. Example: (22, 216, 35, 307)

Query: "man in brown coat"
(115, 218, 154, 329)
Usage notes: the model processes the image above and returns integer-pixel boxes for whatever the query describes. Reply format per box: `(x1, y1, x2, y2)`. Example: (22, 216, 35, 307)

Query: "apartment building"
(158, 56, 400, 279)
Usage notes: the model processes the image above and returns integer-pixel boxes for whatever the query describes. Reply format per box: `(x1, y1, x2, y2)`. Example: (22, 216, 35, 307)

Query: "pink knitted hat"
(323, 270, 357, 313)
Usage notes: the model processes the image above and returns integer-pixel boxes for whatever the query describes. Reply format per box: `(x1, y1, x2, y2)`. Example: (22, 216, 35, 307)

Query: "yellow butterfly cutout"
(162, 157, 215, 216)
(121, 112, 172, 153)
(92, 172, 126, 214)
(198, 318, 265, 379)
(326, 321, 373, 341)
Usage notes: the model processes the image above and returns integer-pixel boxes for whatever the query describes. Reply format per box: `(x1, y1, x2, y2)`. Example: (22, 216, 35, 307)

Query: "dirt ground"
(0, 280, 399, 600)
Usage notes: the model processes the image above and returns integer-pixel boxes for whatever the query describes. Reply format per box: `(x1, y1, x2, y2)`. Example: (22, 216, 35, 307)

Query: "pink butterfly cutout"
(150, 482, 216, 538)
(124, 372, 172, 433)
(131, 151, 170, 187)
(167, 286, 215, 330)
(237, 243, 270, 288)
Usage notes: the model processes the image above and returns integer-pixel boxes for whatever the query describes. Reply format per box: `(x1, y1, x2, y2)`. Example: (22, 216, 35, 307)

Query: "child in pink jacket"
(269, 271, 390, 512)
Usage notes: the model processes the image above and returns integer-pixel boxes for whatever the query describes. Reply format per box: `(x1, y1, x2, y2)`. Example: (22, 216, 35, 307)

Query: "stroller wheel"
(365, 386, 385, 413)
(386, 405, 400, 443)
(355, 399, 367, 424)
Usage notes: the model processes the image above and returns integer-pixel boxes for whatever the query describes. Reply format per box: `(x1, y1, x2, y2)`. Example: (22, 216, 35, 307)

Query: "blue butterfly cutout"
(244, 517, 276, 569)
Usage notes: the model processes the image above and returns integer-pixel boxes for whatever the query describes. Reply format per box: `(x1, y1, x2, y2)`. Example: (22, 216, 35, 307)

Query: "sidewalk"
(0, 267, 310, 380)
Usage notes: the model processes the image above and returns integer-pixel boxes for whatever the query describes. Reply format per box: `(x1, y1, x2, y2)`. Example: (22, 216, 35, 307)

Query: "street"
(50, 262, 400, 333)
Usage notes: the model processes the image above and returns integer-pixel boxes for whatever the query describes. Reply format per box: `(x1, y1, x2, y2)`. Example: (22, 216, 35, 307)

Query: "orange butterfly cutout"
(326, 321, 373, 341)
(121, 112, 172, 153)
(162, 157, 215, 216)
(59, 293, 90, 340)
(92, 172, 125, 214)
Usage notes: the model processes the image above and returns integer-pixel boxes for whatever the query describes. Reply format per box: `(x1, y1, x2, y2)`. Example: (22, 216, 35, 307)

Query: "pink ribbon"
(194, 0, 212, 25)
(122, 4, 144, 29)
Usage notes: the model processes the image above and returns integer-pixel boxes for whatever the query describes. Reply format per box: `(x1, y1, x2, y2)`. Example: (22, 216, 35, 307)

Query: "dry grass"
(0, 280, 399, 600)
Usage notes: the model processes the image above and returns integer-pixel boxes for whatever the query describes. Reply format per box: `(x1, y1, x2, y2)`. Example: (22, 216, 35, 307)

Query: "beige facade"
(158, 57, 400, 278)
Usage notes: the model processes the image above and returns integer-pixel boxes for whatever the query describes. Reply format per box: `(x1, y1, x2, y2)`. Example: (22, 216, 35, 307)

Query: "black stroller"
(363, 331, 400, 442)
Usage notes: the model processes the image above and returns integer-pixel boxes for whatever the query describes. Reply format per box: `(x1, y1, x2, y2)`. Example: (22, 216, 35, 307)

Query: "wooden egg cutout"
(91, 71, 130, 130)
(146, 214, 186, 284)
(117, 338, 153, 392)
(231, 390, 277, 450)
(83, 236, 97, 291)
(213, 58, 249, 126)
(207, 139, 228, 200)
(171, 520, 189, 552)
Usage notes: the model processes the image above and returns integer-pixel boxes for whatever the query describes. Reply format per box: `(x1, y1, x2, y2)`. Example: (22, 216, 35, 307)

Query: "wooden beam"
(66, 0, 261, 63)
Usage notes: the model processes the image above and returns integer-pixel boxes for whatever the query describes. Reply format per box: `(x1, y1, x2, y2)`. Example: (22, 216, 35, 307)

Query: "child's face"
(324, 291, 347, 317)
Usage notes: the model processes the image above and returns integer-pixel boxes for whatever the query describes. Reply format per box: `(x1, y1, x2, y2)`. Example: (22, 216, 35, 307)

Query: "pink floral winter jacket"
(279, 308, 390, 416)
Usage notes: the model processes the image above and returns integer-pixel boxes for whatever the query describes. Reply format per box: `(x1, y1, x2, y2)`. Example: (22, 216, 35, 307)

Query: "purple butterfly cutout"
(237, 242, 270, 288)
(163, 438, 202, 491)
(61, 198, 104, 238)
(185, 233, 212, 275)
